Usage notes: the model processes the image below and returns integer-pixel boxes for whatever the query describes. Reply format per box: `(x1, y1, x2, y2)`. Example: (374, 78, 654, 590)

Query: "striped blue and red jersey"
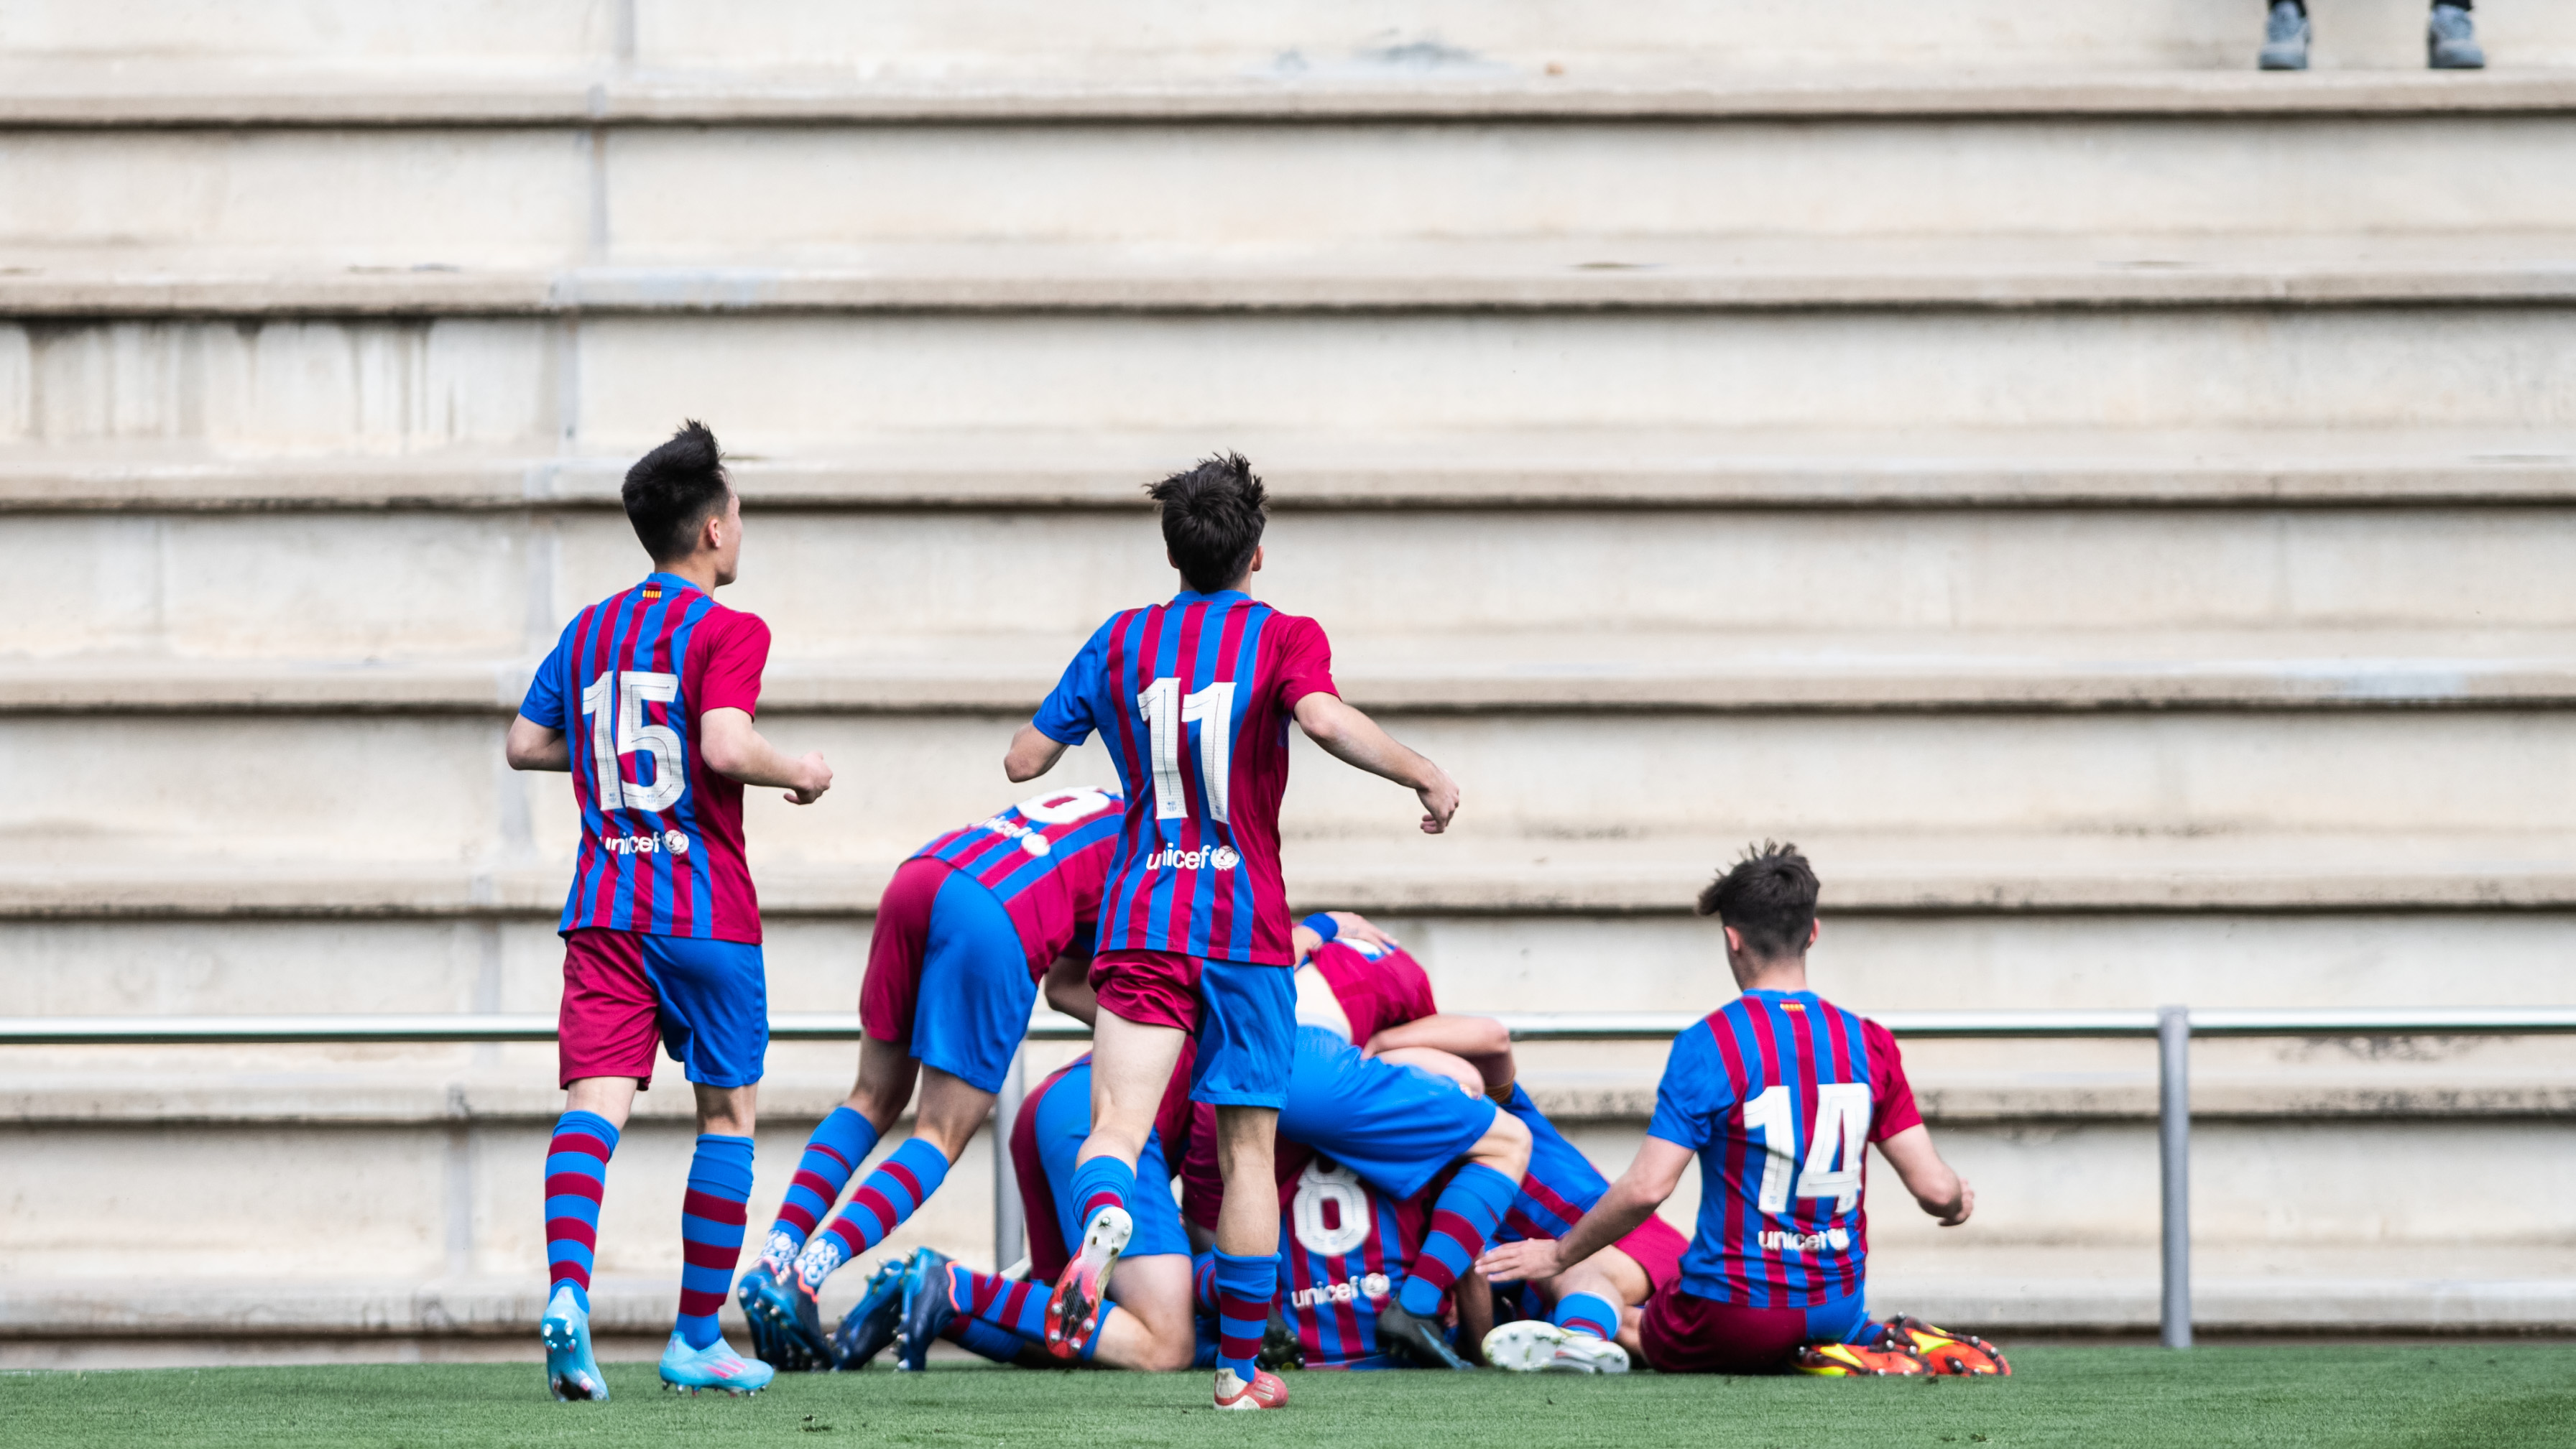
(910, 786, 1125, 976)
(1275, 1158, 1429, 1370)
(1030, 591, 1338, 966)
(1492, 1084, 1613, 1245)
(1295, 936, 1440, 1045)
(1647, 990, 1921, 1307)
(520, 573, 771, 943)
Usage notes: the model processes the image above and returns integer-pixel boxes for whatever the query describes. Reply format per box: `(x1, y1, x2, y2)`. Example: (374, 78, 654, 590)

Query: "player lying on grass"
(1474, 843, 2008, 1378)
(734, 787, 1124, 1371)
(850, 1044, 1210, 1375)
(887, 912, 1500, 1388)
(1003, 454, 1460, 1409)
(504, 422, 834, 1401)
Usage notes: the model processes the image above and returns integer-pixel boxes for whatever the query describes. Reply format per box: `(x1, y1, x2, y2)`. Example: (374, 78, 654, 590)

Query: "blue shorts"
(1190, 961, 1297, 1109)
(1033, 1061, 1192, 1262)
(560, 927, 767, 1090)
(1276, 1024, 1497, 1201)
(861, 861, 1037, 1095)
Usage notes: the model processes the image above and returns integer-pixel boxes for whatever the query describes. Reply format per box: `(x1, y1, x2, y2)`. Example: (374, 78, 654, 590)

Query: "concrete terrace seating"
(3, 1, 2573, 1363)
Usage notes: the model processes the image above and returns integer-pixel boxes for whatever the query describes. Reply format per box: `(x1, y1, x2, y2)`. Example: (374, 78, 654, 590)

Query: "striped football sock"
(793, 1137, 949, 1293)
(758, 1106, 880, 1272)
(946, 1315, 1038, 1364)
(1213, 1250, 1276, 1381)
(1066, 1154, 1135, 1236)
(947, 1263, 1112, 1359)
(675, 1133, 756, 1348)
(1398, 1162, 1518, 1318)
(542, 1111, 620, 1315)
(1552, 1290, 1620, 1341)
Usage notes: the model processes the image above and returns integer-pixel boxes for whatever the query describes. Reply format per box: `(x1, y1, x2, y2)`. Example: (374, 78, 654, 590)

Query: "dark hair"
(1696, 841, 1819, 959)
(1146, 452, 1267, 593)
(622, 420, 731, 563)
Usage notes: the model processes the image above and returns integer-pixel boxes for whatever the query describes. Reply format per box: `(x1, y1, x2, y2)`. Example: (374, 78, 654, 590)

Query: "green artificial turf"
(5, 1346, 2573, 1449)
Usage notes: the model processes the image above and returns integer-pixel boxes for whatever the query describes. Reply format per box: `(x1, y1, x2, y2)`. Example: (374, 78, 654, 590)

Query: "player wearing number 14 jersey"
(505, 422, 834, 1402)
(1473, 844, 2006, 1378)
(1003, 453, 1461, 1409)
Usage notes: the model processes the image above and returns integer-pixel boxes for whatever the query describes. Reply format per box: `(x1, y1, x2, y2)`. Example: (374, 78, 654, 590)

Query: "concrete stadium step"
(13, 234, 2576, 315)
(7, 311, 2571, 452)
(11, 629, 2576, 713)
(9, 1, 2576, 75)
(11, 430, 2575, 510)
(10, 708, 2576, 861)
(10, 829, 2575, 915)
(11, 88, 2576, 255)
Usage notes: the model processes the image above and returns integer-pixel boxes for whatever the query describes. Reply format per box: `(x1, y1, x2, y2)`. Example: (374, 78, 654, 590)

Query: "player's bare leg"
(1210, 1103, 1290, 1409)
(1047, 1009, 1186, 1353)
(1483, 1245, 1645, 1375)
(1088, 1256, 1200, 1371)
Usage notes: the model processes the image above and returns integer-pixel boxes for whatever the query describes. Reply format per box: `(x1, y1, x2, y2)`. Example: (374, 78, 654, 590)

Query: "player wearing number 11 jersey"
(1003, 453, 1461, 1409)
(505, 422, 833, 1402)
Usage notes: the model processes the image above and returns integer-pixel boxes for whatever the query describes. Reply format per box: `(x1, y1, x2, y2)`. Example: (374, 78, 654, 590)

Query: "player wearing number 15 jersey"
(1474, 844, 2002, 1378)
(505, 422, 833, 1403)
(1002, 453, 1461, 1409)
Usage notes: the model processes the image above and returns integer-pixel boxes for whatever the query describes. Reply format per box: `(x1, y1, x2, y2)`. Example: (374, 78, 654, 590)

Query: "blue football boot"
(658, 1331, 776, 1395)
(540, 1285, 610, 1402)
(895, 1248, 958, 1372)
(736, 1259, 826, 1371)
(828, 1255, 908, 1371)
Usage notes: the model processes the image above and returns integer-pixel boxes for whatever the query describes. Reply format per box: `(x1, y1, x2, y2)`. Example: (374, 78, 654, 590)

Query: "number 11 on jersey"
(1137, 677, 1235, 823)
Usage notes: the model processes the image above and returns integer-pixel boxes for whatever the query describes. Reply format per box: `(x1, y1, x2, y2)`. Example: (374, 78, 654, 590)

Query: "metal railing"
(9, 1005, 2574, 1349)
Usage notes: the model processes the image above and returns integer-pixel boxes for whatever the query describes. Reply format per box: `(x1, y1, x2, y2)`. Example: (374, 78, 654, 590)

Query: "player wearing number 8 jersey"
(1475, 844, 2003, 1377)
(1004, 453, 1460, 1409)
(505, 422, 833, 1402)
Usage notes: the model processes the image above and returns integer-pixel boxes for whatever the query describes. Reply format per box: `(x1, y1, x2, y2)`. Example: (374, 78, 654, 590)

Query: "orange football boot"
(1884, 1315, 2012, 1376)
(1791, 1340, 1929, 1376)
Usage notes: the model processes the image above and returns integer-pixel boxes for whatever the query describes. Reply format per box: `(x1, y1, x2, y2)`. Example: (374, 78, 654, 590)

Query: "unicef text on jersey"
(601, 829, 691, 856)
(1143, 844, 1241, 872)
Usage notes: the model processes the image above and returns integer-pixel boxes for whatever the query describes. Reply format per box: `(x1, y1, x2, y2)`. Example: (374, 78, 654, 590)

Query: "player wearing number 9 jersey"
(1473, 844, 1991, 1378)
(505, 422, 833, 1402)
(1003, 453, 1460, 1409)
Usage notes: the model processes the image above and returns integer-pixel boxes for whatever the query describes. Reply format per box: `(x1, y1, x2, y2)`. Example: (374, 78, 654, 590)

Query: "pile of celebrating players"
(506, 426, 2012, 1407)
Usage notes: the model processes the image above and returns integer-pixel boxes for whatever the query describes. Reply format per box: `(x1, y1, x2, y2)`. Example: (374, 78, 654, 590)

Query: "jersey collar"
(1170, 588, 1252, 606)
(640, 570, 706, 600)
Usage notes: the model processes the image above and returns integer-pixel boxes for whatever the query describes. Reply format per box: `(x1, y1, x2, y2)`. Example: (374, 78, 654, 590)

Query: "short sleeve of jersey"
(1033, 619, 1113, 746)
(696, 611, 771, 717)
(1269, 614, 1338, 710)
(1864, 1019, 1923, 1142)
(519, 634, 570, 730)
(1645, 1024, 1738, 1151)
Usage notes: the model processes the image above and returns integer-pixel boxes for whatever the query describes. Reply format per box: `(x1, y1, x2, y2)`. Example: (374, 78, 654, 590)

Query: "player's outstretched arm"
(1365, 1014, 1516, 1100)
(698, 706, 833, 805)
(1004, 722, 1069, 783)
(504, 715, 570, 772)
(1876, 1125, 1975, 1226)
(1291, 693, 1460, 833)
(1479, 1136, 1692, 1284)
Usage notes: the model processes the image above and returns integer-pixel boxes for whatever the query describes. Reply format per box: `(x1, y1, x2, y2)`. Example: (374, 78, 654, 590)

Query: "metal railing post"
(993, 1044, 1027, 1272)
(2158, 1004, 2192, 1349)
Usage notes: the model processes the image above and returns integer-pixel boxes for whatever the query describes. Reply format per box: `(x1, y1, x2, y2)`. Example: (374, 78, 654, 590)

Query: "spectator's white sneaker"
(2259, 1, 2311, 70)
(2428, 4, 2485, 69)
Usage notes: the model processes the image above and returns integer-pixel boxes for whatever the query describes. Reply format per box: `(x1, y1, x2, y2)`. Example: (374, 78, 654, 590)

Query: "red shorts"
(1638, 1281, 1874, 1375)
(558, 927, 767, 1091)
(858, 857, 946, 1044)
(1612, 1213, 1691, 1294)
(1089, 948, 1206, 1032)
